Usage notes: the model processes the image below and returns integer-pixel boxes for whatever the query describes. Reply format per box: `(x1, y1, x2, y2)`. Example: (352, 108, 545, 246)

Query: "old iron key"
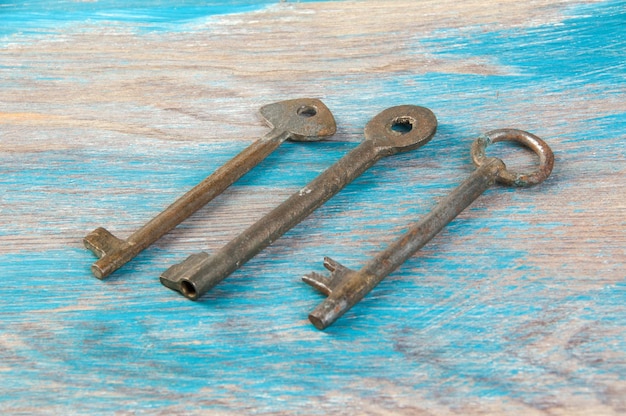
(304, 128, 555, 330)
(161, 105, 437, 299)
(84, 98, 336, 279)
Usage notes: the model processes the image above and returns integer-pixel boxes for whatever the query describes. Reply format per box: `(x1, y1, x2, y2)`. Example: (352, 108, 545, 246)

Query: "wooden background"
(1, 0, 624, 414)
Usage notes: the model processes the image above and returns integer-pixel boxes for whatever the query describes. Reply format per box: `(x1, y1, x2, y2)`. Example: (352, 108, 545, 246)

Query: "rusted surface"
(83, 98, 336, 279)
(160, 105, 438, 299)
(305, 129, 555, 330)
(471, 129, 555, 187)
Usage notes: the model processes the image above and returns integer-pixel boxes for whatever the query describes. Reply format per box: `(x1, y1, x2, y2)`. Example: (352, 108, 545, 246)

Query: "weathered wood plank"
(0, 0, 624, 414)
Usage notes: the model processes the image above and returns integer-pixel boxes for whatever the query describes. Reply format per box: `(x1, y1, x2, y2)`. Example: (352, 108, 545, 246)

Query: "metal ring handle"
(471, 128, 555, 187)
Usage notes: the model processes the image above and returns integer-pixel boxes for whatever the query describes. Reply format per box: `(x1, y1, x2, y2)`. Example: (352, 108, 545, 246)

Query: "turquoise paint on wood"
(0, 0, 624, 413)
(0, 0, 330, 38)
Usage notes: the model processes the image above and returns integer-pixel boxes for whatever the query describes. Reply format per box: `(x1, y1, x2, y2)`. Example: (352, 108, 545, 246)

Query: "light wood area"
(0, 0, 624, 414)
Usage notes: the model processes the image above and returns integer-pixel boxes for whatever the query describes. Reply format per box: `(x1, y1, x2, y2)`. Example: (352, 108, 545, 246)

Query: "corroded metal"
(84, 98, 336, 279)
(160, 105, 438, 299)
(304, 129, 555, 330)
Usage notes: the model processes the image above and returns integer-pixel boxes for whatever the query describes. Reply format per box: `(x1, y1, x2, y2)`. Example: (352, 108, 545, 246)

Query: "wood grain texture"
(0, 0, 624, 414)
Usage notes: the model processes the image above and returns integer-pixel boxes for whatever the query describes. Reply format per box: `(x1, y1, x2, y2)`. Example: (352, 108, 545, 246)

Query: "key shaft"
(161, 105, 438, 299)
(305, 129, 555, 330)
(84, 98, 336, 279)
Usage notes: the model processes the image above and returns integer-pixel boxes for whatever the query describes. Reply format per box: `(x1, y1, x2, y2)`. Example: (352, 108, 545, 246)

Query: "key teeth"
(302, 272, 333, 296)
(83, 227, 124, 258)
(160, 252, 210, 291)
(323, 256, 347, 273)
(303, 257, 355, 296)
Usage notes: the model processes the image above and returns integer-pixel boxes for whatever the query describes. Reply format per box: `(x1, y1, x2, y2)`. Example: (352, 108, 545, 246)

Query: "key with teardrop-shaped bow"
(84, 98, 336, 279)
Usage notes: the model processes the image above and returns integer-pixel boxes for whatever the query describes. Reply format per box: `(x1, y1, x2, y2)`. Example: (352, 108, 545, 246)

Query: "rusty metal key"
(84, 98, 336, 279)
(303, 129, 555, 330)
(161, 105, 438, 299)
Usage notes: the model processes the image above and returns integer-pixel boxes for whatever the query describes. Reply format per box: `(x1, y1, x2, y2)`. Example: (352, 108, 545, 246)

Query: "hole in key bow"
(484, 139, 539, 173)
(390, 116, 414, 134)
(297, 105, 317, 118)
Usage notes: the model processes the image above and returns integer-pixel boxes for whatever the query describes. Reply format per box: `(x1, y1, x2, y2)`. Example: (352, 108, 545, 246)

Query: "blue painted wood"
(0, 0, 624, 413)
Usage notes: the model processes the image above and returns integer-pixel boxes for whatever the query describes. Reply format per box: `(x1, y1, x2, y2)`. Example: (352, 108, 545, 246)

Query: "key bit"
(161, 105, 438, 299)
(302, 257, 352, 295)
(304, 128, 555, 330)
(84, 98, 336, 279)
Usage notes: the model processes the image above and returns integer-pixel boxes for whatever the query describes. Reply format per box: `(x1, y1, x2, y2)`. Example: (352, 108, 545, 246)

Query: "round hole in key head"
(470, 128, 555, 187)
(297, 105, 317, 118)
(180, 280, 198, 300)
(364, 105, 437, 153)
(390, 116, 414, 134)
